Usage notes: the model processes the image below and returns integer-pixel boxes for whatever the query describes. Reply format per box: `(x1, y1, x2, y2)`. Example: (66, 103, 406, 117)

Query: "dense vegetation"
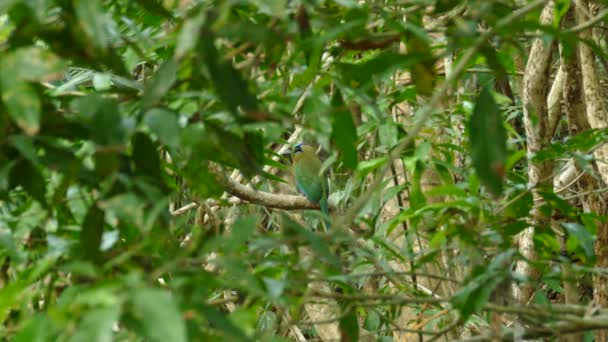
(2, 0, 608, 341)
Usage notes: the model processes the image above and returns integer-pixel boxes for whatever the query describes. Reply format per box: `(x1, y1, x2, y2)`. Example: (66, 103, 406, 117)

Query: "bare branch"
(211, 164, 319, 210)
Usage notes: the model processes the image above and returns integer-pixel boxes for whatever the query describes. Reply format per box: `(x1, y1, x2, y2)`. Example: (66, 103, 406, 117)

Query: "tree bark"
(515, 3, 556, 304)
(575, 2, 608, 341)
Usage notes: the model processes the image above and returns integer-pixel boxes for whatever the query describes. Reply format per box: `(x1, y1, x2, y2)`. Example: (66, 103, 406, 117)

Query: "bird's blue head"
(294, 143, 304, 154)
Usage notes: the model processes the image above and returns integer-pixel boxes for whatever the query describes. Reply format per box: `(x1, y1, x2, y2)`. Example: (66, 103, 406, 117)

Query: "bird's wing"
(294, 164, 323, 203)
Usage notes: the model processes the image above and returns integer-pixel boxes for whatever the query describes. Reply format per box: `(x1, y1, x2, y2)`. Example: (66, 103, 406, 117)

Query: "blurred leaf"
(1, 79, 41, 135)
(141, 59, 179, 109)
(331, 89, 358, 169)
(13, 315, 53, 342)
(1, 46, 66, 82)
(72, 95, 130, 146)
(451, 265, 506, 321)
(504, 190, 533, 219)
(9, 135, 40, 165)
(132, 132, 162, 182)
(134, 0, 174, 18)
(79, 203, 105, 263)
(539, 189, 577, 219)
(182, 162, 223, 198)
(282, 215, 340, 269)
(562, 222, 594, 260)
(0, 230, 24, 263)
(176, 11, 206, 59)
(92, 73, 112, 91)
(74, 0, 111, 50)
(337, 52, 421, 88)
(357, 157, 386, 177)
(131, 287, 187, 342)
(225, 215, 257, 252)
(404, 16, 435, 95)
(468, 87, 507, 195)
(435, 0, 460, 13)
(339, 309, 359, 342)
(0, 257, 56, 323)
(378, 121, 398, 148)
(70, 305, 121, 342)
(199, 30, 260, 120)
(363, 310, 380, 331)
(94, 151, 120, 178)
(199, 305, 251, 341)
(553, 0, 571, 27)
(144, 108, 181, 148)
(9, 159, 46, 205)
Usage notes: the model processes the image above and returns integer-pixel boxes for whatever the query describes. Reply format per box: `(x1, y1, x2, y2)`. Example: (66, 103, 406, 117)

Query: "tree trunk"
(575, 2, 608, 341)
(515, 3, 556, 304)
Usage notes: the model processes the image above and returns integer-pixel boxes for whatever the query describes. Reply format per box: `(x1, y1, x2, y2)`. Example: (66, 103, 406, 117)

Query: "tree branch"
(211, 164, 320, 210)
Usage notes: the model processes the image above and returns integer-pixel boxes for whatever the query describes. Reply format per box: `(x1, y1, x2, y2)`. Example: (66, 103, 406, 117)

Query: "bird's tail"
(320, 198, 331, 230)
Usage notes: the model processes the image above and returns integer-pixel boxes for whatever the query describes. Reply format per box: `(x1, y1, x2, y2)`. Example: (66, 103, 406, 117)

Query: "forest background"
(2, 0, 608, 341)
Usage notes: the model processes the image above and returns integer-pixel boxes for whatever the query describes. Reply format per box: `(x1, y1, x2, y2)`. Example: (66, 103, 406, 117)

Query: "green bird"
(283, 143, 330, 228)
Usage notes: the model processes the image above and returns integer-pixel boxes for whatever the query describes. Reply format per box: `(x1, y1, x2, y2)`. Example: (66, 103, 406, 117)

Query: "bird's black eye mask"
(281, 143, 305, 163)
(294, 143, 303, 153)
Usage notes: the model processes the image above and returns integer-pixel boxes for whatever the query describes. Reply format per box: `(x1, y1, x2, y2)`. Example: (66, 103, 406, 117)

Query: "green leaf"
(553, 0, 571, 27)
(72, 95, 129, 146)
(504, 190, 533, 219)
(1, 46, 66, 82)
(337, 52, 422, 89)
(144, 109, 181, 148)
(134, 0, 174, 19)
(451, 268, 506, 321)
(199, 31, 260, 120)
(9, 135, 40, 165)
(468, 87, 507, 195)
(79, 204, 105, 264)
(357, 157, 386, 177)
(94, 151, 120, 178)
(69, 305, 121, 342)
(176, 11, 206, 59)
(131, 288, 188, 342)
(13, 315, 53, 342)
(562, 222, 594, 260)
(363, 310, 380, 331)
(74, 0, 111, 50)
(226, 215, 257, 252)
(378, 121, 398, 148)
(282, 215, 340, 269)
(331, 89, 358, 169)
(339, 309, 359, 342)
(200, 305, 251, 341)
(181, 162, 223, 198)
(0, 257, 57, 323)
(1, 80, 41, 135)
(9, 159, 46, 205)
(141, 59, 179, 109)
(92, 73, 112, 91)
(132, 132, 162, 182)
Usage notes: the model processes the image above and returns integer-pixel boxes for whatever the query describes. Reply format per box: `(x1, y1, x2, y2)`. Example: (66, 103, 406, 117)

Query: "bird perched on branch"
(282, 143, 330, 229)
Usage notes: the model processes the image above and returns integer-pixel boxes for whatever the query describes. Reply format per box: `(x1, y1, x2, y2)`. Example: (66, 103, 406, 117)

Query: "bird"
(283, 143, 330, 229)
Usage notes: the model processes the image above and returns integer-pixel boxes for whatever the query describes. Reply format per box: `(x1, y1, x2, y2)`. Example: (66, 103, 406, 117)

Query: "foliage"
(0, 0, 606, 340)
